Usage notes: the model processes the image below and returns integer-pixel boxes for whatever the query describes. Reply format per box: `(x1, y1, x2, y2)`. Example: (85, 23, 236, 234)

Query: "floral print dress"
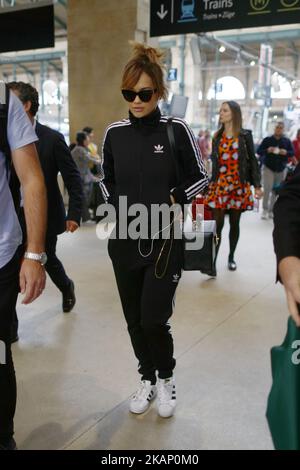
(206, 134, 254, 211)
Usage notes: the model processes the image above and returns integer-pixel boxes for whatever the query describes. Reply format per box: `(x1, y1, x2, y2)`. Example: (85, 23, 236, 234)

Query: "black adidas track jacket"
(100, 108, 208, 212)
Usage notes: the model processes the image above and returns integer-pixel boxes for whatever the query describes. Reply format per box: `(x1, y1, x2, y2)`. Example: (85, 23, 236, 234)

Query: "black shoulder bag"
(166, 118, 218, 273)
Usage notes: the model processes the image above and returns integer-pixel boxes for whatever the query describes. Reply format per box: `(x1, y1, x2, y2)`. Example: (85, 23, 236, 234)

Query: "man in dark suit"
(273, 163, 300, 326)
(9, 82, 83, 335)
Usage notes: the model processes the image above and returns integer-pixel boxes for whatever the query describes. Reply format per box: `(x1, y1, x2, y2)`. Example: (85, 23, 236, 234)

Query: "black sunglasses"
(121, 89, 157, 103)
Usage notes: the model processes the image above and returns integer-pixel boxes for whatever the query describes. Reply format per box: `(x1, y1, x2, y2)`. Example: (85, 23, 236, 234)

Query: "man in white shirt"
(0, 84, 47, 450)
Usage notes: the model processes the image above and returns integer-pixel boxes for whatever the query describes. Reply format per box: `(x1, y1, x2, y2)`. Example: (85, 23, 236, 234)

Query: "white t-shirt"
(0, 91, 38, 269)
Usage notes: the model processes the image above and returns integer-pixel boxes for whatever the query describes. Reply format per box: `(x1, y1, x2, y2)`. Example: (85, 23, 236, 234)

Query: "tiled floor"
(13, 211, 287, 450)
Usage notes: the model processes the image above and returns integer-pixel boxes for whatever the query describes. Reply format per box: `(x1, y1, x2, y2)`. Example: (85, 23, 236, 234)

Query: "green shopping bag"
(266, 316, 300, 450)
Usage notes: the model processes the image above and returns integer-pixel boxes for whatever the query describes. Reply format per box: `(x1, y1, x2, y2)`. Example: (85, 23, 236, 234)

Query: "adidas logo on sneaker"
(130, 380, 157, 414)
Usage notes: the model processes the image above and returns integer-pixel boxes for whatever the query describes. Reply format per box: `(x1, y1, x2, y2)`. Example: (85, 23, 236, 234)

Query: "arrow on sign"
(157, 4, 168, 20)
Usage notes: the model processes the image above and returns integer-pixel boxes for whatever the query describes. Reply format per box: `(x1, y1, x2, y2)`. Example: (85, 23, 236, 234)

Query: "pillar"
(68, 0, 145, 145)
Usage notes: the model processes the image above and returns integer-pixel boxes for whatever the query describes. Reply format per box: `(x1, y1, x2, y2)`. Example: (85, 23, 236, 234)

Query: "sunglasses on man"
(121, 88, 157, 103)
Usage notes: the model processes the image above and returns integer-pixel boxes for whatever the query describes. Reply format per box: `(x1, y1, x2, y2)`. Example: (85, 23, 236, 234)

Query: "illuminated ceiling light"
(219, 46, 226, 53)
(250, 60, 256, 67)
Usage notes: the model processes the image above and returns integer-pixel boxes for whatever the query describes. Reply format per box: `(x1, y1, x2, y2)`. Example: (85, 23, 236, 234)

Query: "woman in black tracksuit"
(100, 44, 208, 418)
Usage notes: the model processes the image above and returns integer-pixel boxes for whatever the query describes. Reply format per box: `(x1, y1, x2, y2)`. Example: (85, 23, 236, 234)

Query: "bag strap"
(166, 117, 181, 185)
(0, 81, 11, 175)
(0, 83, 21, 212)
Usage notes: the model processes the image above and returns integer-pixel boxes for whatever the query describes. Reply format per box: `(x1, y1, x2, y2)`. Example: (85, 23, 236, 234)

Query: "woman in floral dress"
(206, 101, 263, 275)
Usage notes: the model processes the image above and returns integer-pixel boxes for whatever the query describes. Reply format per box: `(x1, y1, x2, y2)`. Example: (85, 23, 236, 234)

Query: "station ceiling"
(0, 1, 299, 81)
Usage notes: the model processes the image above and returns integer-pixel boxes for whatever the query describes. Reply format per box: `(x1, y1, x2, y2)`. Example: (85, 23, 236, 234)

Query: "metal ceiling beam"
(289, 41, 300, 57)
(159, 40, 177, 49)
(0, 51, 65, 65)
(55, 15, 67, 30)
(207, 34, 297, 82)
(215, 29, 300, 44)
(48, 60, 62, 74)
(0, 63, 34, 79)
(18, 63, 34, 77)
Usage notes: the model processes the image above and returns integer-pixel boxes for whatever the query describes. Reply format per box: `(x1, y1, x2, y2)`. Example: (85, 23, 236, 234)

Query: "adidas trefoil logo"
(154, 144, 164, 154)
(172, 274, 180, 283)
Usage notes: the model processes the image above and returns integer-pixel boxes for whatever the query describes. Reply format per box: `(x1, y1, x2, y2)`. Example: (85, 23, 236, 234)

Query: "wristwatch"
(24, 252, 48, 266)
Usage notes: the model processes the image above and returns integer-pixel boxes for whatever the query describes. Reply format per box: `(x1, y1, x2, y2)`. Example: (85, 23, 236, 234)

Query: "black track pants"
(109, 238, 183, 383)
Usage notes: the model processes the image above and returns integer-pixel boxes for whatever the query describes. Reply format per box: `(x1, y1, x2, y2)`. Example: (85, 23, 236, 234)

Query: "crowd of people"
(0, 42, 299, 450)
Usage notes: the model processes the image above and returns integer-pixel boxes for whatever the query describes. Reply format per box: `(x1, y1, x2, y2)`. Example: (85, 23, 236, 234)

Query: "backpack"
(0, 81, 21, 213)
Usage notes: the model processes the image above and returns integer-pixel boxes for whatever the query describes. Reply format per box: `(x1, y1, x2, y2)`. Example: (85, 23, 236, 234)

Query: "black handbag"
(183, 217, 217, 272)
(166, 118, 218, 273)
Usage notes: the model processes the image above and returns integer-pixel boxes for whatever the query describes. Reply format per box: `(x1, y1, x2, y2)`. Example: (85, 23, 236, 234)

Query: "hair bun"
(129, 41, 164, 66)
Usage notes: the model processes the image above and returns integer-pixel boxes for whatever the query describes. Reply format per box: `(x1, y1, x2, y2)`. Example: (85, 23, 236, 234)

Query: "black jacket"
(257, 135, 294, 173)
(273, 163, 300, 266)
(35, 122, 83, 235)
(210, 129, 261, 188)
(100, 108, 208, 213)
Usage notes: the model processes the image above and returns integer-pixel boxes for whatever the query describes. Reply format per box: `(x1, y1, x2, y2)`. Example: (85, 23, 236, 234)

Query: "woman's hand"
(66, 220, 79, 233)
(254, 187, 263, 199)
(279, 257, 300, 327)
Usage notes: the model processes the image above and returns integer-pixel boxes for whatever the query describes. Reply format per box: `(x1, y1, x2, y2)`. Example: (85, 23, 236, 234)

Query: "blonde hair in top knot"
(122, 42, 168, 101)
(130, 42, 165, 66)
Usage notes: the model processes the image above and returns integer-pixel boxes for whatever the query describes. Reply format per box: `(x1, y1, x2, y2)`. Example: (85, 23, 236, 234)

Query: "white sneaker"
(261, 210, 268, 220)
(129, 380, 157, 414)
(157, 377, 176, 418)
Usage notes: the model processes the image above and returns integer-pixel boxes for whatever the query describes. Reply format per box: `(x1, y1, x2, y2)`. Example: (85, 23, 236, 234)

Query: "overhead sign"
(0, 2, 54, 53)
(167, 68, 178, 81)
(150, 0, 300, 37)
